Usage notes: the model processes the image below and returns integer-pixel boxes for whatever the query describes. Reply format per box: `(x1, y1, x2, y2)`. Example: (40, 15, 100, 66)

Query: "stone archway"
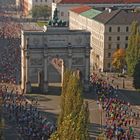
(21, 29, 90, 94)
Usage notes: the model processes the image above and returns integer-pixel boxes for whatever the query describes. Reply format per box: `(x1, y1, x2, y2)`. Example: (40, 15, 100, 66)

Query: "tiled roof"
(70, 5, 92, 14)
(80, 9, 102, 19)
(107, 10, 140, 24)
(94, 9, 121, 24)
(70, 5, 140, 25)
(94, 9, 140, 24)
(58, 0, 140, 4)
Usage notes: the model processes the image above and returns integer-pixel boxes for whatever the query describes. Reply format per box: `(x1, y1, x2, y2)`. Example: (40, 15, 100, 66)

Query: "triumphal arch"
(21, 26, 90, 93)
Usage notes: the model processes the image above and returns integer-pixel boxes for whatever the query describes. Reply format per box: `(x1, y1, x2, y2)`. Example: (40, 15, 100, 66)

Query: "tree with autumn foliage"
(50, 70, 89, 140)
(112, 48, 126, 72)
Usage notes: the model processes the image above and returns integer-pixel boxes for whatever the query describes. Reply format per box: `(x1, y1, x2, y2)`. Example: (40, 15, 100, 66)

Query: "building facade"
(69, 7, 140, 72)
(52, 0, 140, 22)
(21, 27, 90, 93)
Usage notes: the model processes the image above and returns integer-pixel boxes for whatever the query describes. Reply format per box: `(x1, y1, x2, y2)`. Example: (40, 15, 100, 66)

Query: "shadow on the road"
(88, 123, 103, 140)
(119, 89, 140, 105)
(30, 86, 61, 96)
(25, 94, 51, 102)
(3, 112, 20, 140)
(84, 87, 140, 106)
(39, 110, 58, 123)
(47, 86, 61, 96)
(84, 90, 97, 100)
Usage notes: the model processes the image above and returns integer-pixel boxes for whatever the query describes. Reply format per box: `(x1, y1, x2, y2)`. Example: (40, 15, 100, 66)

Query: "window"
(108, 36, 112, 41)
(36, 0, 37, 2)
(107, 63, 111, 68)
(126, 26, 129, 32)
(117, 36, 120, 41)
(108, 44, 111, 49)
(108, 52, 111, 58)
(117, 27, 120, 32)
(40, 0, 42, 2)
(125, 36, 128, 40)
(116, 44, 120, 49)
(45, 0, 47, 1)
(109, 27, 112, 32)
(125, 43, 128, 49)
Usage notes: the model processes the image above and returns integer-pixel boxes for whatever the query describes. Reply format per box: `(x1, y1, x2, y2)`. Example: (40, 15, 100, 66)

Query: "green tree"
(112, 48, 126, 72)
(63, 72, 83, 118)
(74, 102, 90, 140)
(50, 70, 89, 140)
(58, 70, 72, 125)
(32, 5, 51, 18)
(126, 21, 140, 75)
(133, 60, 140, 89)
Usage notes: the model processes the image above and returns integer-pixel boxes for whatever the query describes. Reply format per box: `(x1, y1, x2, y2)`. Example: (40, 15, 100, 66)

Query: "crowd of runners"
(0, 13, 57, 139)
(90, 73, 140, 140)
(0, 11, 58, 140)
(1, 85, 56, 140)
(0, 21, 22, 39)
(0, 17, 21, 84)
(0, 38, 21, 84)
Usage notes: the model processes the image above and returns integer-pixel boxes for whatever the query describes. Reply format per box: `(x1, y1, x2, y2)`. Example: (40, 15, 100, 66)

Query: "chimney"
(105, 8, 112, 13)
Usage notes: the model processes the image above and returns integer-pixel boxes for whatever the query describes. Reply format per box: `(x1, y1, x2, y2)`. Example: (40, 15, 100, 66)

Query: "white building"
(52, 0, 140, 22)
(69, 6, 140, 72)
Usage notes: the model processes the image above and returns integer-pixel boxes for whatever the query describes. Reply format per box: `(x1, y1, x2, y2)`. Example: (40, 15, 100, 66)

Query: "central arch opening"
(47, 57, 64, 86)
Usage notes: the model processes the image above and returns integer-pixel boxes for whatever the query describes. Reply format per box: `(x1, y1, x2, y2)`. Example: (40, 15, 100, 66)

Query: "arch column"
(84, 46, 90, 92)
(43, 54, 48, 93)
(85, 56, 90, 82)
(21, 47, 25, 91)
(25, 51, 31, 93)
(61, 60, 64, 86)
(68, 43, 72, 69)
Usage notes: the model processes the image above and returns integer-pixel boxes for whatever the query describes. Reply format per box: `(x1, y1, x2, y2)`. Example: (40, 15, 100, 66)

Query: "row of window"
(35, 0, 47, 2)
(108, 36, 128, 41)
(109, 26, 129, 32)
(108, 43, 128, 49)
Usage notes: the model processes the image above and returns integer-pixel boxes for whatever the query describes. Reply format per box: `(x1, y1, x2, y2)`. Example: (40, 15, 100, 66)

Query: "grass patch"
(36, 21, 48, 27)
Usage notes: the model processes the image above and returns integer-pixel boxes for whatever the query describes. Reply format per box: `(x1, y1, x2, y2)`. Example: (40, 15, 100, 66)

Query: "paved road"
(96, 72, 140, 139)
(3, 112, 20, 140)
(29, 86, 140, 140)
(1, 84, 140, 140)
(117, 89, 140, 140)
